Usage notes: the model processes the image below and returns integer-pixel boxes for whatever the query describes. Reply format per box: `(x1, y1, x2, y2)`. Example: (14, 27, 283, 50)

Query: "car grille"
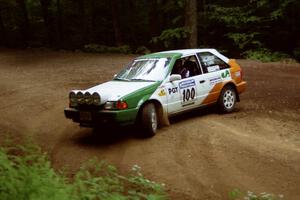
(77, 104, 103, 111)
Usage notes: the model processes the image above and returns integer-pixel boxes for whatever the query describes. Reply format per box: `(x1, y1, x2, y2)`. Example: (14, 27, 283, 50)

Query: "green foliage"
(207, 3, 263, 51)
(0, 141, 168, 200)
(207, 5, 261, 26)
(135, 46, 151, 54)
(151, 27, 188, 48)
(229, 189, 284, 200)
(73, 162, 166, 200)
(205, 0, 300, 60)
(0, 142, 72, 200)
(227, 32, 262, 50)
(0, 0, 299, 60)
(243, 48, 291, 62)
(83, 44, 132, 54)
(293, 48, 300, 61)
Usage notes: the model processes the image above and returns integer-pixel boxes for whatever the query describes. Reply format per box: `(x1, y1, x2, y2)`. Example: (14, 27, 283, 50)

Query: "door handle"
(200, 80, 205, 84)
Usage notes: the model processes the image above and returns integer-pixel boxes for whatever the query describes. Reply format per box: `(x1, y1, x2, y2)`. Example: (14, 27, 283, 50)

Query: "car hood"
(75, 80, 158, 104)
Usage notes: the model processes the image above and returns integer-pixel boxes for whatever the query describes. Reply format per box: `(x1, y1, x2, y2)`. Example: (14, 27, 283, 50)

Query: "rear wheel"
(218, 86, 237, 113)
(140, 103, 158, 137)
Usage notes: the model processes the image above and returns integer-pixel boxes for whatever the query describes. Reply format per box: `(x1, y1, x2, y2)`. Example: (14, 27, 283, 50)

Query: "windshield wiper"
(130, 78, 155, 82)
(114, 78, 129, 81)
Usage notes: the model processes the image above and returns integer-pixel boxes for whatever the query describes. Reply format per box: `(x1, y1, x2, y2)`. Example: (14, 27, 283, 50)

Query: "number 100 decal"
(182, 87, 196, 102)
(179, 79, 197, 105)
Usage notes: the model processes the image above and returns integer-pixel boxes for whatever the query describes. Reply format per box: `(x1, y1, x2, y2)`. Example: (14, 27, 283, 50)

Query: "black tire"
(218, 85, 237, 113)
(140, 103, 158, 137)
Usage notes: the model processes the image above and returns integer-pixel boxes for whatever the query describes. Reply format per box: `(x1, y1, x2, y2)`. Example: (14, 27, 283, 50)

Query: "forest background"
(0, 0, 299, 61)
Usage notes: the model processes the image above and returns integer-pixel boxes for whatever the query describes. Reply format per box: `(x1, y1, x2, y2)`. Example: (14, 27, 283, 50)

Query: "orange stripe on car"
(201, 82, 224, 105)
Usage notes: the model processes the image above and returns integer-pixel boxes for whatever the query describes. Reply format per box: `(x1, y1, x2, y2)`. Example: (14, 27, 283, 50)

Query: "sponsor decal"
(179, 79, 195, 89)
(158, 89, 166, 96)
(207, 65, 220, 72)
(179, 79, 196, 105)
(209, 76, 222, 85)
(221, 70, 230, 78)
(168, 87, 178, 95)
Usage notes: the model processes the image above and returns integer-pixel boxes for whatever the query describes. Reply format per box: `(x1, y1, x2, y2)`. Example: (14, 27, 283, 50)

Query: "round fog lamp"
(77, 91, 84, 104)
(69, 91, 77, 107)
(69, 92, 77, 103)
(84, 92, 93, 105)
(92, 92, 101, 106)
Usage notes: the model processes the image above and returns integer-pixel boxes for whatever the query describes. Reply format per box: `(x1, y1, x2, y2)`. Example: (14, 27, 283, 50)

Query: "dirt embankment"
(0, 49, 299, 200)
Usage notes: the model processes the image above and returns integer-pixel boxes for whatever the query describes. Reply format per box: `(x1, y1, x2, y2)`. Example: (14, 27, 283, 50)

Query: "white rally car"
(64, 49, 246, 137)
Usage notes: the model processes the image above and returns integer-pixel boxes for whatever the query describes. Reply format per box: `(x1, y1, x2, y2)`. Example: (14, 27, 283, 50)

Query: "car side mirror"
(169, 74, 182, 82)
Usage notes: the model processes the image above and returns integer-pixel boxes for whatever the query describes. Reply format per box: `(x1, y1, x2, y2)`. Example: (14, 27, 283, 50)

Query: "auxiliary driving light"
(84, 92, 93, 105)
(92, 92, 101, 106)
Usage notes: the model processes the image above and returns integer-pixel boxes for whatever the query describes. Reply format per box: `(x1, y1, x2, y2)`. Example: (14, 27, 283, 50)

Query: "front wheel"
(140, 103, 158, 137)
(218, 86, 237, 113)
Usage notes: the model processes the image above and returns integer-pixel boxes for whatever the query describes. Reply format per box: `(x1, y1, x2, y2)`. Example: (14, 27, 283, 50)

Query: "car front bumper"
(64, 107, 139, 127)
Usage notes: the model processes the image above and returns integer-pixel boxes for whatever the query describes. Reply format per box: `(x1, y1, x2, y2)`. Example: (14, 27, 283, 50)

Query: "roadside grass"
(0, 138, 286, 200)
(243, 48, 296, 63)
(229, 188, 285, 200)
(0, 139, 167, 200)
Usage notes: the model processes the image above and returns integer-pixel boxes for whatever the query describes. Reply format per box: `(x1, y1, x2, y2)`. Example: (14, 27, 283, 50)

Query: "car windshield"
(115, 58, 170, 81)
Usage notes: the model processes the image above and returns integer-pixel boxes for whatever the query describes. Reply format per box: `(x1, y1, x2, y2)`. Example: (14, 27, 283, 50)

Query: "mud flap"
(160, 110, 170, 126)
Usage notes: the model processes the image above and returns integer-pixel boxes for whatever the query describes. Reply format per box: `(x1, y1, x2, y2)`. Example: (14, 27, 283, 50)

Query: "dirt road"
(0, 49, 299, 200)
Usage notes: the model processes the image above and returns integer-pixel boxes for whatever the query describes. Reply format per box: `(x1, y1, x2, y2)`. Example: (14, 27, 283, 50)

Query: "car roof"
(158, 48, 218, 56)
(139, 48, 229, 63)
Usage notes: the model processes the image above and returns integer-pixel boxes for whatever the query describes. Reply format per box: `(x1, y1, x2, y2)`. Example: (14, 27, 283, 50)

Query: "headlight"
(92, 92, 101, 106)
(77, 91, 84, 104)
(104, 101, 114, 110)
(69, 91, 77, 107)
(84, 92, 93, 105)
(104, 101, 128, 110)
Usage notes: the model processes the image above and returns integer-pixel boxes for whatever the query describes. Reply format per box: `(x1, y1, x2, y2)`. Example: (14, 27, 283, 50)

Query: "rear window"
(197, 52, 230, 73)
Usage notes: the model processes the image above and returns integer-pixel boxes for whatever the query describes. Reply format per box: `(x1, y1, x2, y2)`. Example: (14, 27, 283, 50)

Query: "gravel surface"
(0, 49, 299, 200)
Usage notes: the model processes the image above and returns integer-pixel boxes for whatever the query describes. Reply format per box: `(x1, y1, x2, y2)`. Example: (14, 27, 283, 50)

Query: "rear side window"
(197, 52, 230, 73)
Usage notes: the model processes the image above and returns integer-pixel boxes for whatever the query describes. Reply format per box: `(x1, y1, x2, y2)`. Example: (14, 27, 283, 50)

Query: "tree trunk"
(110, 0, 122, 46)
(77, 0, 88, 45)
(149, 0, 159, 37)
(0, 9, 6, 45)
(90, 0, 97, 42)
(40, 0, 54, 46)
(56, 0, 63, 45)
(185, 0, 198, 48)
(16, 0, 30, 46)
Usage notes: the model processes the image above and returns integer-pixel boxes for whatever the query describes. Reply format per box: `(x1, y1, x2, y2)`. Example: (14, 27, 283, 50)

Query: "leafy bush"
(227, 32, 262, 50)
(243, 48, 291, 62)
(229, 189, 284, 200)
(135, 46, 151, 54)
(0, 143, 71, 200)
(0, 141, 167, 200)
(83, 44, 132, 54)
(293, 48, 300, 61)
(151, 27, 189, 48)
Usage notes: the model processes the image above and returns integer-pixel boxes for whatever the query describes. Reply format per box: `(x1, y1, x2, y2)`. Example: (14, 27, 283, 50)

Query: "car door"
(165, 55, 204, 114)
(196, 52, 232, 105)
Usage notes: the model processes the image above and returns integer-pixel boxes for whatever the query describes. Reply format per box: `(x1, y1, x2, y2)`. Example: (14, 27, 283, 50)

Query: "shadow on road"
(71, 125, 140, 147)
(169, 105, 218, 124)
(70, 105, 242, 147)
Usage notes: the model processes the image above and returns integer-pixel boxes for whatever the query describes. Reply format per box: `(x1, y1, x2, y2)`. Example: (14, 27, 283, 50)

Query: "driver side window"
(171, 55, 201, 79)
